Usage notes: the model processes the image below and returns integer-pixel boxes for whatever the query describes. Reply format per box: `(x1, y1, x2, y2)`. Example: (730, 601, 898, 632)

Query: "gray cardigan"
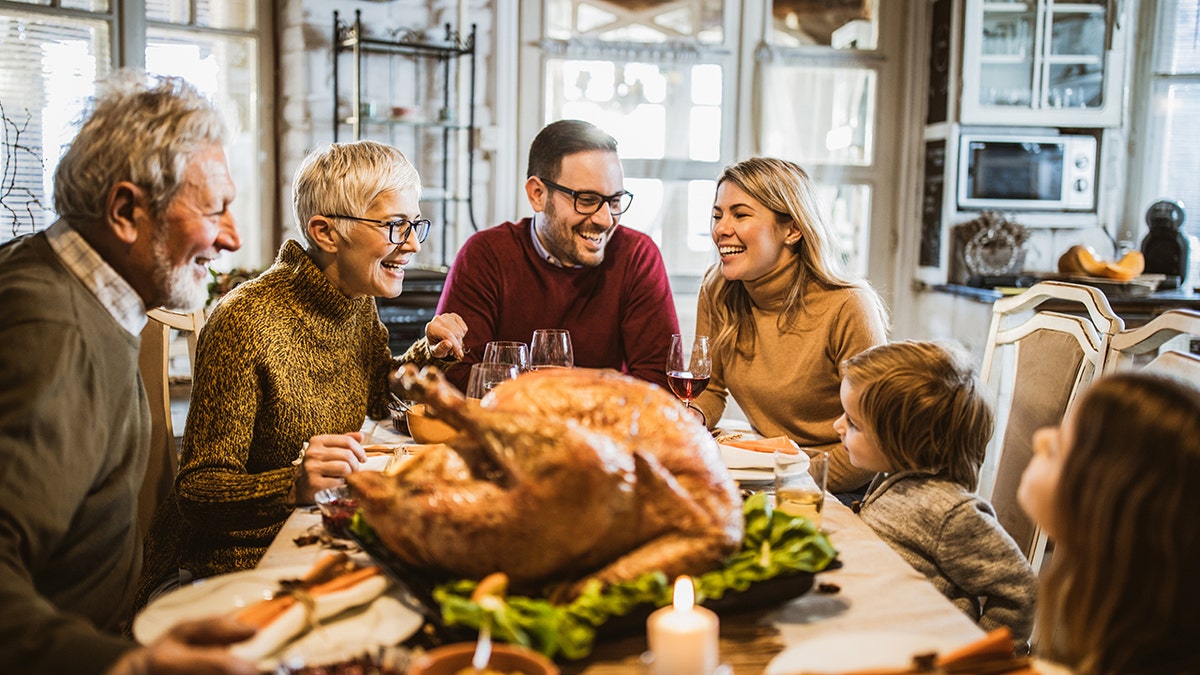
(857, 469, 1037, 642)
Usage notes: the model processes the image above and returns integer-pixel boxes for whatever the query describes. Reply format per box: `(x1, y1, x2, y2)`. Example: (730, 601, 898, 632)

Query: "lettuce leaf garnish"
(433, 492, 837, 659)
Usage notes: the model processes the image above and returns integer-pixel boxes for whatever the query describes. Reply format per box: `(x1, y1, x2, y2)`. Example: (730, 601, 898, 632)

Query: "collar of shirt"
(46, 219, 149, 336)
(529, 217, 581, 269)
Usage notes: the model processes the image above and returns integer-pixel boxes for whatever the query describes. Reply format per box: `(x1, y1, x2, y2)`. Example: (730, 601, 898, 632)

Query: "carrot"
(307, 566, 382, 596)
(234, 596, 296, 628)
(937, 628, 1015, 667)
(301, 551, 351, 584)
(723, 436, 801, 455)
(234, 560, 380, 629)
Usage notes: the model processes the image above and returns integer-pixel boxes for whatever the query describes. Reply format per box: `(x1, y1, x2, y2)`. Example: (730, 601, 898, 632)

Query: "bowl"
(405, 404, 458, 444)
(405, 642, 559, 675)
(314, 485, 358, 539)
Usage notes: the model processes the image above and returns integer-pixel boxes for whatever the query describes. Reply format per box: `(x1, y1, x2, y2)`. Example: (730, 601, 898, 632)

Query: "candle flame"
(672, 575, 695, 611)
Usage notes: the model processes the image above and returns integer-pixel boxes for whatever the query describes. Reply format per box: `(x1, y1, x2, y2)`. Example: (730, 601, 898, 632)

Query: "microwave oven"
(957, 133, 1097, 212)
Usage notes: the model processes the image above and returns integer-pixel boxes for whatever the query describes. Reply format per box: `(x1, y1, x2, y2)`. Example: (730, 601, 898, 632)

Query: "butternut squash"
(1057, 245, 1144, 281)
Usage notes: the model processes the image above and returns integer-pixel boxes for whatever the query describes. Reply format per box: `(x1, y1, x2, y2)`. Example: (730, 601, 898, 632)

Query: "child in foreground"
(1019, 371, 1200, 674)
(834, 340, 1036, 642)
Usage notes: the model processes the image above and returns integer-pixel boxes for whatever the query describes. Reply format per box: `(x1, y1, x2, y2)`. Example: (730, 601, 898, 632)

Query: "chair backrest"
(1105, 309, 1200, 379)
(137, 307, 205, 539)
(977, 281, 1123, 572)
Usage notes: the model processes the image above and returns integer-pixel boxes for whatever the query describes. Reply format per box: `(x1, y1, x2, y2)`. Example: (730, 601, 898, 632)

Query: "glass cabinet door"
(961, 0, 1125, 126)
(1044, 1, 1107, 110)
(978, 3, 1037, 108)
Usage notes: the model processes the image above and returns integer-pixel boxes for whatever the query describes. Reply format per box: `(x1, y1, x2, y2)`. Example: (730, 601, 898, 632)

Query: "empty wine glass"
(482, 341, 531, 372)
(666, 334, 711, 410)
(465, 362, 520, 400)
(529, 329, 574, 370)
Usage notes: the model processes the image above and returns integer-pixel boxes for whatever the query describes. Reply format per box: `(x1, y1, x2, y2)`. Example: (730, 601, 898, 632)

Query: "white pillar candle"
(646, 576, 719, 675)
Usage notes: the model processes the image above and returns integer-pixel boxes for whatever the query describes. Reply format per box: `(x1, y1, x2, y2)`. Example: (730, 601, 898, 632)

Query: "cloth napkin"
(230, 554, 390, 662)
(722, 436, 801, 455)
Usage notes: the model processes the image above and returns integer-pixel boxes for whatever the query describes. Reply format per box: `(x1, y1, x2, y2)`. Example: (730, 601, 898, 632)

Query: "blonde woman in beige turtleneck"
(691, 157, 889, 493)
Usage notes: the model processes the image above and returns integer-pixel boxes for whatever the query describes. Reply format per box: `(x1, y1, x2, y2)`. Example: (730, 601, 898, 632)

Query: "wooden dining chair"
(137, 307, 205, 540)
(977, 281, 1123, 574)
(1104, 309, 1200, 379)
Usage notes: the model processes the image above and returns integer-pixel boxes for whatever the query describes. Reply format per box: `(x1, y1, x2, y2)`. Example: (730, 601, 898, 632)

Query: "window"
(1130, 0, 1200, 248)
(521, 0, 902, 289)
(0, 0, 268, 271)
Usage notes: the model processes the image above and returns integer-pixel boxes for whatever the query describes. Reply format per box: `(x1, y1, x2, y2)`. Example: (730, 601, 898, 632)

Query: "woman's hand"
(291, 432, 367, 504)
(425, 312, 467, 359)
(105, 616, 258, 675)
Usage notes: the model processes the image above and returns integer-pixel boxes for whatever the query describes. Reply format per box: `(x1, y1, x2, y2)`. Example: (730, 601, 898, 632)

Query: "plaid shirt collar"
(45, 219, 148, 336)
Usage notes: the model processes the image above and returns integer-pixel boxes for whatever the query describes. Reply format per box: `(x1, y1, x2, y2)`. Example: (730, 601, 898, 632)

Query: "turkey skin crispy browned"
(348, 365, 743, 598)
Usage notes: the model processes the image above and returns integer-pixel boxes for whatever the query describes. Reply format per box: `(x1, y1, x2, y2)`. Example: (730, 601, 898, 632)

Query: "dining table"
(252, 420, 987, 674)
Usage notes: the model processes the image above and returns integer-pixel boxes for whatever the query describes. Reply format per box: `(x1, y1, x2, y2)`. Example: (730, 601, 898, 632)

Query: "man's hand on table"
(106, 617, 258, 675)
(291, 432, 368, 504)
(425, 312, 467, 359)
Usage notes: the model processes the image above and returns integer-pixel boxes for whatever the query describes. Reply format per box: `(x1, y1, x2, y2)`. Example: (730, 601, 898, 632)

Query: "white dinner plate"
(134, 565, 423, 670)
(728, 468, 774, 485)
(765, 630, 964, 675)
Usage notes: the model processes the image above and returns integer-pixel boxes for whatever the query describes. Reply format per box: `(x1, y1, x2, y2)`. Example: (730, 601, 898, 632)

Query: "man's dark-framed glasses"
(323, 214, 432, 244)
(539, 177, 634, 216)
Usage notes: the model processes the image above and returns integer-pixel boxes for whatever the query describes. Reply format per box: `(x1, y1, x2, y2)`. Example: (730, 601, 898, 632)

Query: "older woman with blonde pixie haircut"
(138, 140, 466, 605)
(692, 156, 889, 493)
(1020, 371, 1200, 674)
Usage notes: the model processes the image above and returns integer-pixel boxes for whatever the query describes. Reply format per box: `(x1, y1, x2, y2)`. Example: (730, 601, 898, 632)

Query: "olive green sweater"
(0, 232, 147, 673)
(139, 241, 449, 603)
(693, 263, 888, 492)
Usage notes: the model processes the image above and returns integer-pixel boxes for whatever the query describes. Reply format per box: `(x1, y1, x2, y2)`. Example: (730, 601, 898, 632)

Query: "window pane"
(61, 0, 109, 10)
(148, 0, 255, 31)
(1150, 81, 1200, 242)
(1157, 0, 1200, 74)
(759, 64, 875, 166)
(547, 58, 723, 163)
(620, 177, 715, 277)
(146, 27, 260, 270)
(771, 0, 878, 49)
(0, 11, 110, 243)
(546, 0, 724, 44)
(147, 0, 188, 24)
(816, 183, 871, 277)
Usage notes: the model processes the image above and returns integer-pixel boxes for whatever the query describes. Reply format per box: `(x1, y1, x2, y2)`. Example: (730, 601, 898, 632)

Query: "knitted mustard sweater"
(138, 241, 450, 603)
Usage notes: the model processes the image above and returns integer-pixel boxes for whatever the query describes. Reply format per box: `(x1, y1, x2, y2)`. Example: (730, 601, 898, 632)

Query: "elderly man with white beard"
(0, 70, 256, 675)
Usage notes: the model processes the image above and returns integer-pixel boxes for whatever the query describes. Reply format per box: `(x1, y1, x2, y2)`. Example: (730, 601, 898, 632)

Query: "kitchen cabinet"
(332, 10, 478, 267)
(960, 0, 1128, 127)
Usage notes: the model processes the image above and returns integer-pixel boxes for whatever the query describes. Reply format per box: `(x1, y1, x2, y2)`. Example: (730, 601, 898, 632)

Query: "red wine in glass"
(666, 334, 711, 409)
(667, 372, 710, 402)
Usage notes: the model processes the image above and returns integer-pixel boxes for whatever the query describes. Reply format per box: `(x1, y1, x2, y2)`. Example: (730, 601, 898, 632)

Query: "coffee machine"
(1140, 199, 1189, 289)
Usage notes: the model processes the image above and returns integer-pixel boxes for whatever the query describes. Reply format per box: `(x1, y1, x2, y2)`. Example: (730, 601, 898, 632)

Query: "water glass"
(465, 362, 519, 400)
(774, 450, 829, 529)
(529, 329, 574, 370)
(482, 341, 531, 372)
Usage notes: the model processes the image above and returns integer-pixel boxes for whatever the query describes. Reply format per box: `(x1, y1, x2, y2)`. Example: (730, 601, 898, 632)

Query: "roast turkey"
(348, 365, 743, 598)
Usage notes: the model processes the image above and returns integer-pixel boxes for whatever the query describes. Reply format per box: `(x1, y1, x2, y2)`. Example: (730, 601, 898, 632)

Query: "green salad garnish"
(432, 492, 837, 660)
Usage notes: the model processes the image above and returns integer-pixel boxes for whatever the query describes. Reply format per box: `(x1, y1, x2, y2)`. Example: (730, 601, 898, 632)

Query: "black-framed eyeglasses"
(538, 177, 634, 216)
(323, 214, 432, 244)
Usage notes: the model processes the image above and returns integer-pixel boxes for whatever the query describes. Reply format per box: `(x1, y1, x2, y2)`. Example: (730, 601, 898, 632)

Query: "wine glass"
(529, 329, 574, 370)
(666, 334, 711, 410)
(465, 362, 520, 400)
(482, 341, 531, 372)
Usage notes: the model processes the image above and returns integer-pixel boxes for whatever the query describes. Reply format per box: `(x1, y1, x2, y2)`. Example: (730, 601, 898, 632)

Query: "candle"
(646, 576, 719, 675)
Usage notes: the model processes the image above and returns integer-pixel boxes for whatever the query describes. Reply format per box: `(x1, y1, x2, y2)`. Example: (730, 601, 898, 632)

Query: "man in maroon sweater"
(438, 119, 679, 391)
